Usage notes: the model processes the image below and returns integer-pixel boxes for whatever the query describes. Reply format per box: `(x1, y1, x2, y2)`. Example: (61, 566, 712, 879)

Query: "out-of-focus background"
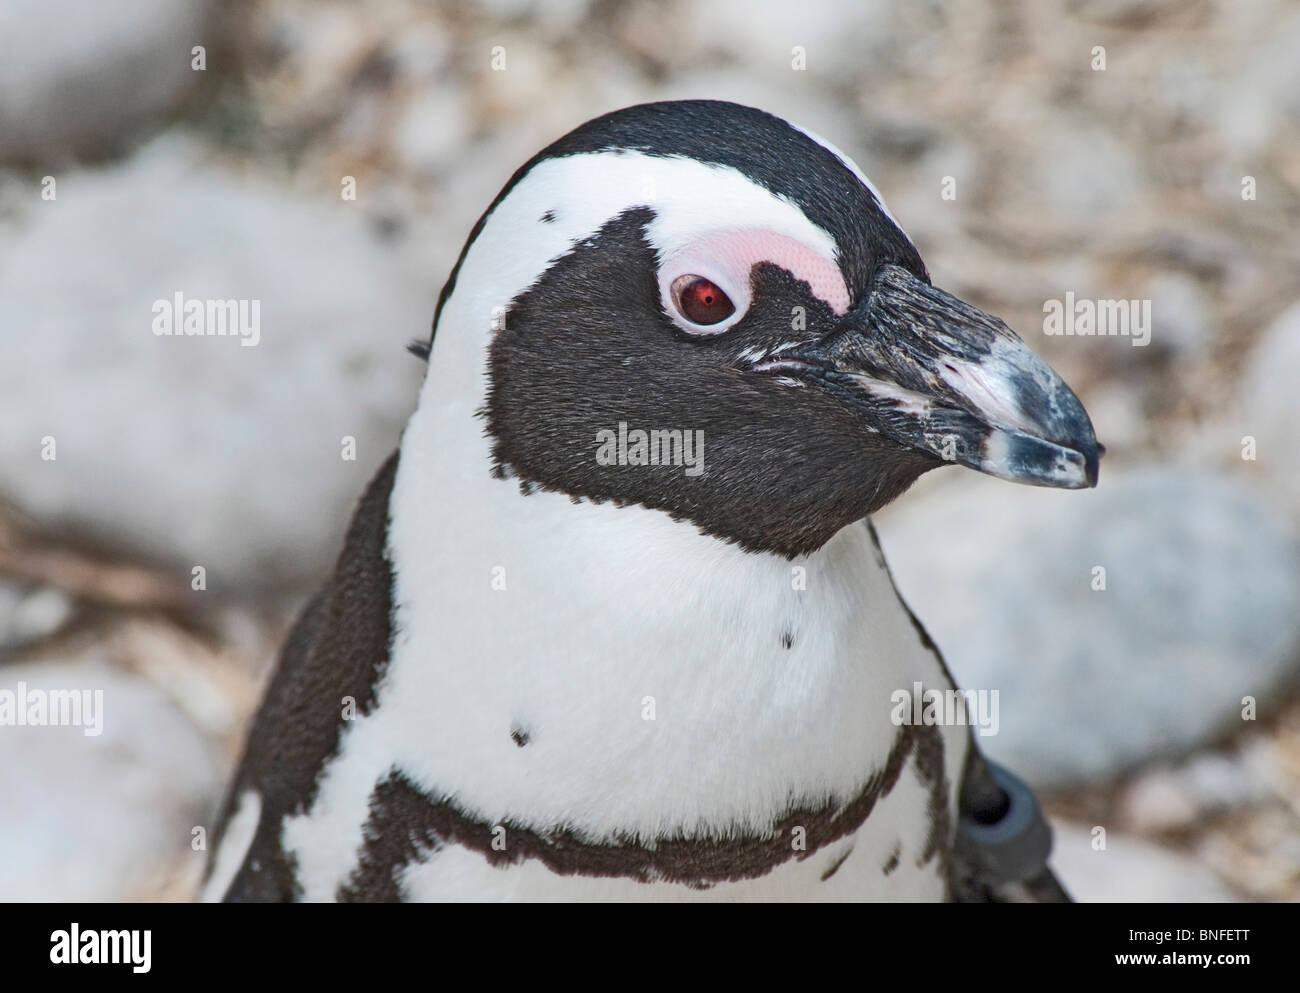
(1, 0, 1298, 902)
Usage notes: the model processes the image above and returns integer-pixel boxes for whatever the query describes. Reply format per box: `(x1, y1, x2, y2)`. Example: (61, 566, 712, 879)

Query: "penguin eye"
(671, 275, 735, 326)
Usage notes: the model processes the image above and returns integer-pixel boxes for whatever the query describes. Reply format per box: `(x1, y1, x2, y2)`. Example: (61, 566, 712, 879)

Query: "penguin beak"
(757, 264, 1102, 488)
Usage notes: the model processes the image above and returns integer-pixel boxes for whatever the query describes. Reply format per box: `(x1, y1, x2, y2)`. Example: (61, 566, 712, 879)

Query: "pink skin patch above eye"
(658, 230, 851, 331)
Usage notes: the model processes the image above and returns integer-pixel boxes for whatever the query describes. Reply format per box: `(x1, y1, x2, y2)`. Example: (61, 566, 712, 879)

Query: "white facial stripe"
(790, 122, 902, 228)
(437, 150, 843, 349)
(637, 154, 841, 261)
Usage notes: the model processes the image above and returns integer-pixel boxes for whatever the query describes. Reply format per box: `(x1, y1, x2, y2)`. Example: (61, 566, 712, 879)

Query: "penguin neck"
(380, 334, 965, 840)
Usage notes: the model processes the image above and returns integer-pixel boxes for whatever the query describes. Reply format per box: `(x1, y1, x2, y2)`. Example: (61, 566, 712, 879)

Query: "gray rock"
(0, 583, 74, 652)
(1240, 300, 1300, 520)
(393, 86, 474, 177)
(1050, 822, 1238, 902)
(1030, 118, 1144, 223)
(875, 466, 1300, 789)
(659, 0, 892, 81)
(0, 150, 429, 591)
(1118, 745, 1275, 834)
(1209, 5, 1300, 155)
(0, 659, 220, 901)
(0, 0, 214, 162)
(1119, 766, 1201, 833)
(1079, 384, 1152, 454)
(1146, 271, 1216, 357)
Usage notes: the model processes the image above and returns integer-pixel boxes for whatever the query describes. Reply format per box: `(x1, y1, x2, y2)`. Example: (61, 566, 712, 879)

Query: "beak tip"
(1084, 441, 1104, 488)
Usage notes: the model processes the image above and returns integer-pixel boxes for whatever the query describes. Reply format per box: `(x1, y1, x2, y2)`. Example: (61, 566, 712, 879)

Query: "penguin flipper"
(204, 452, 401, 902)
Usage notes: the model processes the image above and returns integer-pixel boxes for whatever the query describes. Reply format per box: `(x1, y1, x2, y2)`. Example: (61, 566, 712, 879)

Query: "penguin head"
(427, 100, 1100, 557)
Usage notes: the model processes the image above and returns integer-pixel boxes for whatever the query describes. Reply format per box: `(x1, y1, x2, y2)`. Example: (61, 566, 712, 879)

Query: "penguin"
(203, 100, 1099, 903)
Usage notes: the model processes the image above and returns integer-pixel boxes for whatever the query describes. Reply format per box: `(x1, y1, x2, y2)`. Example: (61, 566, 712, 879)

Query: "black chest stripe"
(338, 721, 951, 901)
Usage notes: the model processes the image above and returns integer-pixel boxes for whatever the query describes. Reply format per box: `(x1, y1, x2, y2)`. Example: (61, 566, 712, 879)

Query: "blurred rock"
(1051, 822, 1239, 902)
(1119, 767, 1200, 833)
(1208, 4, 1300, 157)
(1080, 383, 1150, 454)
(0, 659, 220, 901)
(1182, 749, 1273, 811)
(1240, 300, 1300, 519)
(393, 86, 474, 177)
(1027, 117, 1144, 225)
(0, 583, 74, 652)
(1200, 803, 1300, 901)
(876, 467, 1300, 789)
(656, 0, 893, 80)
(1119, 746, 1276, 834)
(0, 148, 429, 591)
(1147, 271, 1215, 358)
(0, 0, 214, 163)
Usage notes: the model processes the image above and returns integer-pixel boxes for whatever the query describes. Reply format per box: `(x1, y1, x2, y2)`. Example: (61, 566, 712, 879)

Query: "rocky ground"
(1, 0, 1298, 901)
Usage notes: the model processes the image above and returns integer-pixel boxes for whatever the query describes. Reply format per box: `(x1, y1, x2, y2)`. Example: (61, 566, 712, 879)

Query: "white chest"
(272, 391, 967, 899)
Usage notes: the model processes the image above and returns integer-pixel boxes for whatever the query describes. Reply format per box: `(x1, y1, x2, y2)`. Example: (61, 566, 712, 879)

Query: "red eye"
(671, 275, 735, 326)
